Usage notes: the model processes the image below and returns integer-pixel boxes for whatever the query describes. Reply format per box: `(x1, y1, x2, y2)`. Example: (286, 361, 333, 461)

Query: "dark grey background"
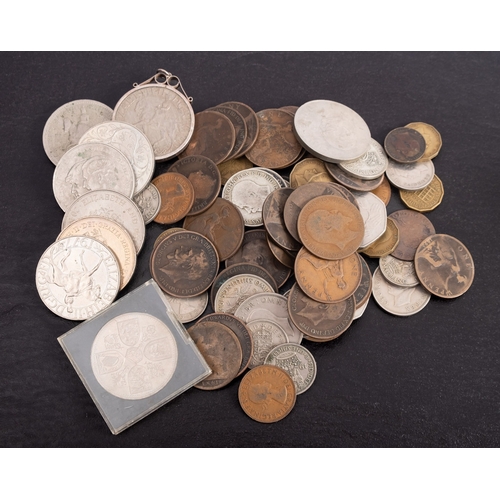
(1, 52, 498, 447)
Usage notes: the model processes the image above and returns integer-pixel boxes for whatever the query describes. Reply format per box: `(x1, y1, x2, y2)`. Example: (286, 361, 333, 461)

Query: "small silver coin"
(264, 343, 316, 395)
(36, 236, 120, 321)
(379, 254, 420, 287)
(246, 319, 289, 369)
(133, 183, 161, 224)
(162, 291, 208, 323)
(352, 192, 387, 249)
(338, 138, 388, 180)
(255, 167, 289, 188)
(386, 158, 435, 190)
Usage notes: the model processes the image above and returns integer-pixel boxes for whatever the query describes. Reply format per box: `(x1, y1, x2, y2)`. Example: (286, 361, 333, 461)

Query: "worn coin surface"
(62, 190, 145, 254)
(294, 100, 371, 162)
(210, 105, 247, 160)
(384, 127, 426, 163)
(152, 172, 195, 224)
(264, 343, 316, 395)
(153, 228, 186, 251)
(91, 312, 178, 399)
(399, 174, 444, 212)
(370, 174, 392, 206)
(338, 138, 388, 180)
(162, 291, 208, 323)
(256, 168, 289, 188)
(133, 183, 161, 224)
(353, 254, 372, 307)
(266, 236, 295, 269)
(246, 319, 289, 369)
(405, 122, 442, 160)
(58, 216, 136, 290)
(352, 192, 387, 249)
(325, 162, 384, 192)
(217, 156, 253, 185)
(79, 121, 155, 195)
(386, 158, 435, 191)
(361, 218, 399, 258)
(372, 267, 431, 316)
(415, 234, 474, 298)
(238, 365, 296, 423)
(36, 236, 120, 321)
(43, 99, 113, 165)
(290, 158, 329, 188)
(379, 254, 420, 288)
(219, 101, 260, 156)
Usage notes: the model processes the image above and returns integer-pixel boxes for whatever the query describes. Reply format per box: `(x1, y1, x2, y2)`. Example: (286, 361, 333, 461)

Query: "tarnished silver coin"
(35, 236, 120, 321)
(338, 138, 388, 180)
(386, 158, 435, 191)
(264, 343, 316, 395)
(246, 319, 289, 369)
(372, 267, 431, 316)
(133, 183, 161, 224)
(255, 167, 289, 188)
(91, 312, 178, 399)
(379, 254, 420, 287)
(43, 99, 113, 165)
(352, 192, 387, 248)
(293, 100, 371, 162)
(62, 190, 145, 254)
(162, 291, 208, 323)
(79, 121, 155, 195)
(353, 297, 370, 320)
(53, 143, 135, 212)
(222, 168, 281, 227)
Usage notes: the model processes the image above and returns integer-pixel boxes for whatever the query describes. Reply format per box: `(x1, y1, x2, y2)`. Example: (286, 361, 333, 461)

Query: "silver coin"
(379, 254, 420, 287)
(338, 138, 388, 180)
(79, 121, 155, 195)
(133, 183, 161, 224)
(353, 297, 370, 320)
(386, 158, 435, 190)
(113, 84, 195, 162)
(53, 143, 135, 212)
(255, 167, 288, 188)
(372, 267, 431, 316)
(214, 274, 274, 315)
(264, 343, 316, 395)
(222, 169, 281, 227)
(35, 236, 120, 321)
(162, 291, 208, 323)
(246, 319, 289, 369)
(293, 100, 371, 162)
(42, 99, 113, 165)
(62, 190, 145, 254)
(91, 312, 178, 400)
(234, 292, 303, 344)
(352, 192, 387, 248)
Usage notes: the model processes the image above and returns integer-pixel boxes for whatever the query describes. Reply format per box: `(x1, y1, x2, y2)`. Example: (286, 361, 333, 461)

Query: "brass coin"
(309, 172, 335, 183)
(415, 234, 474, 299)
(297, 195, 364, 260)
(218, 157, 253, 185)
(238, 365, 296, 423)
(353, 254, 372, 308)
(219, 101, 260, 156)
(325, 162, 384, 191)
(361, 218, 400, 258)
(370, 174, 392, 206)
(405, 122, 442, 160)
(399, 174, 444, 212)
(295, 247, 362, 304)
(152, 172, 194, 224)
(384, 127, 426, 163)
(153, 227, 186, 251)
(188, 320, 242, 390)
(290, 158, 329, 188)
(183, 197, 245, 261)
(210, 105, 247, 160)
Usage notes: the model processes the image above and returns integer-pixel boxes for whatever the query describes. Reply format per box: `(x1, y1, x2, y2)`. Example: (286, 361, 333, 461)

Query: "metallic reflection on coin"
(290, 158, 329, 188)
(353, 255, 372, 307)
(399, 174, 444, 212)
(338, 138, 388, 180)
(218, 156, 253, 185)
(384, 127, 426, 163)
(153, 228, 186, 252)
(370, 174, 392, 206)
(352, 192, 387, 249)
(91, 312, 178, 399)
(152, 172, 195, 224)
(325, 162, 384, 192)
(386, 158, 434, 191)
(133, 183, 161, 224)
(246, 319, 289, 369)
(405, 122, 442, 160)
(210, 105, 247, 160)
(361, 218, 399, 258)
(353, 298, 370, 320)
(162, 291, 208, 323)
(379, 254, 420, 288)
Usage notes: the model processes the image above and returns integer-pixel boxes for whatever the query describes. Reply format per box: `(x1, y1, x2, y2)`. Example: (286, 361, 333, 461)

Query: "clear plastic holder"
(58, 279, 211, 435)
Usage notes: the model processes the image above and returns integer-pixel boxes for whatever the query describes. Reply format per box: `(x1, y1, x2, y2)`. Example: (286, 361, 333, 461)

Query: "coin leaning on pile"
(36, 70, 474, 427)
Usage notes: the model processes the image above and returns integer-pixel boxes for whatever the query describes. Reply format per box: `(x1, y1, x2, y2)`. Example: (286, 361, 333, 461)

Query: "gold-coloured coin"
(290, 158, 328, 188)
(405, 122, 442, 160)
(361, 218, 399, 258)
(399, 174, 444, 212)
(218, 156, 253, 185)
(309, 172, 335, 183)
(370, 174, 392, 206)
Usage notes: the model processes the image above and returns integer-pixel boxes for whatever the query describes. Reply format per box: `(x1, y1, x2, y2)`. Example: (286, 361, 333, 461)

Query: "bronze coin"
(384, 127, 426, 163)
(405, 122, 442, 160)
(226, 229, 291, 288)
(153, 227, 186, 251)
(188, 320, 242, 390)
(219, 101, 260, 156)
(183, 197, 245, 261)
(179, 110, 235, 164)
(324, 162, 384, 192)
(353, 254, 372, 307)
(329, 182, 361, 211)
(150, 230, 219, 297)
(217, 156, 253, 185)
(280, 105, 299, 115)
(245, 108, 303, 169)
(199, 313, 254, 376)
(288, 283, 355, 340)
(210, 263, 278, 309)
(388, 209, 436, 261)
(283, 182, 345, 242)
(152, 172, 194, 224)
(167, 155, 221, 215)
(297, 195, 365, 260)
(211, 105, 247, 160)
(238, 365, 296, 423)
(370, 174, 392, 206)
(262, 188, 302, 252)
(266, 234, 295, 269)
(295, 247, 362, 304)
(415, 234, 474, 299)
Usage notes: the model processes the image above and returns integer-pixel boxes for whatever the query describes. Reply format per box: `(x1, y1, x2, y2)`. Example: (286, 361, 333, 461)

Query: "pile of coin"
(36, 70, 475, 427)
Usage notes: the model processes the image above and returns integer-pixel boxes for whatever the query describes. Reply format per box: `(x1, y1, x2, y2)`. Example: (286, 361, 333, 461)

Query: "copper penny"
(389, 210, 436, 261)
(238, 365, 296, 423)
(370, 174, 392, 206)
(384, 127, 426, 163)
(183, 197, 245, 261)
(245, 108, 302, 169)
(361, 218, 400, 258)
(153, 227, 186, 251)
(353, 254, 372, 308)
(280, 105, 299, 115)
(405, 122, 442, 160)
(297, 195, 364, 260)
(219, 101, 260, 156)
(152, 172, 194, 224)
(324, 162, 384, 192)
(188, 320, 242, 390)
(150, 230, 219, 297)
(329, 183, 361, 211)
(179, 110, 235, 164)
(415, 234, 474, 299)
(218, 156, 253, 185)
(210, 105, 247, 160)
(167, 155, 221, 215)
(295, 247, 362, 304)
(266, 235, 295, 269)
